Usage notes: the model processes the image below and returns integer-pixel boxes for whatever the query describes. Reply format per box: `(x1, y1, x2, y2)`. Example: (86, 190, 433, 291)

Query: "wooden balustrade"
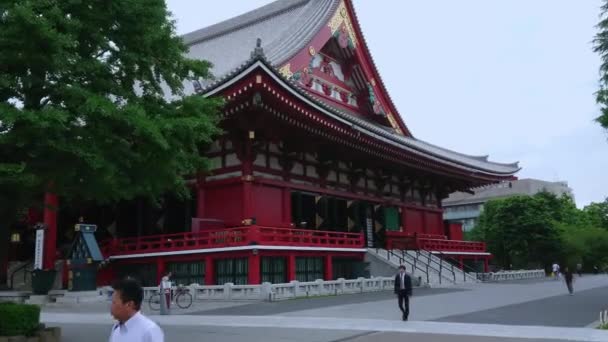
(100, 226, 364, 257)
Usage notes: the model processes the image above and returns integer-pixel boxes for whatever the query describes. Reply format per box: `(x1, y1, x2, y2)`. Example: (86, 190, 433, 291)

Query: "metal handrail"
(407, 249, 455, 283)
(421, 249, 456, 282)
(429, 250, 481, 282)
(9, 260, 32, 290)
(393, 248, 447, 284)
(377, 248, 430, 284)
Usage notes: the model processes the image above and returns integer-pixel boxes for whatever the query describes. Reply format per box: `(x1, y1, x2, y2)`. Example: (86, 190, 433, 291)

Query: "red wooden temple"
(27, 0, 520, 287)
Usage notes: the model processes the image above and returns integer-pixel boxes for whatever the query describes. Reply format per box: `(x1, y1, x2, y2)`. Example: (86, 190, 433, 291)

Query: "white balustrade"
(142, 276, 395, 302)
(478, 270, 546, 282)
(140, 270, 545, 302)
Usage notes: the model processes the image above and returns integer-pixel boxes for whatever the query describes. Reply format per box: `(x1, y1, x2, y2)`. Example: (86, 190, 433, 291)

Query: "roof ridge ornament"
(250, 38, 265, 59)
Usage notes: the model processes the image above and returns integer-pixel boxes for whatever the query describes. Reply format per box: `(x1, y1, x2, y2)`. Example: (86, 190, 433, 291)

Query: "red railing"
(386, 232, 486, 253)
(100, 226, 365, 257)
(417, 238, 486, 253)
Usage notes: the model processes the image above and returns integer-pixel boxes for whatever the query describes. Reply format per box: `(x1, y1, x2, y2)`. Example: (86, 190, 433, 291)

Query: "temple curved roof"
(182, 0, 520, 178)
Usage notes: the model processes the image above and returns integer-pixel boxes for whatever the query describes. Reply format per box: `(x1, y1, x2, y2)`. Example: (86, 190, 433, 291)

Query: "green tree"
(561, 224, 608, 271)
(594, 0, 608, 129)
(0, 0, 222, 281)
(582, 198, 608, 230)
(475, 194, 564, 269)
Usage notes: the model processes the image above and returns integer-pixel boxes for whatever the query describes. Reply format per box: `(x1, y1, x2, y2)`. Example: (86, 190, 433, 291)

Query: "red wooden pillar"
(287, 254, 296, 281)
(205, 256, 215, 285)
(484, 257, 489, 273)
(324, 255, 333, 280)
(282, 187, 292, 226)
(248, 252, 260, 284)
(156, 257, 166, 285)
(43, 192, 58, 270)
(242, 136, 254, 221)
(205, 256, 214, 285)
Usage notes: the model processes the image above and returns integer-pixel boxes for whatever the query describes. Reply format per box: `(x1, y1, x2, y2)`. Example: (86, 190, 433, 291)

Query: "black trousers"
(397, 290, 410, 318)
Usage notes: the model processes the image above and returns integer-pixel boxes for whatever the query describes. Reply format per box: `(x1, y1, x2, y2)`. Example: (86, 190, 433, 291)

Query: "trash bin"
(31, 269, 57, 295)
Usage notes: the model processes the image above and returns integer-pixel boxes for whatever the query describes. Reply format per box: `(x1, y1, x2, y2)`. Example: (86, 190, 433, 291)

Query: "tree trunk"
(0, 221, 9, 286)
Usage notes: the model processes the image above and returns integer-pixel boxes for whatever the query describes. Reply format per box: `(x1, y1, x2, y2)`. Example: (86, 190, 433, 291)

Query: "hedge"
(0, 302, 41, 336)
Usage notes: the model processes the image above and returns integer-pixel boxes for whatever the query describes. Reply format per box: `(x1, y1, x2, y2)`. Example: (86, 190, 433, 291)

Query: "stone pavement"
(40, 275, 608, 341)
(52, 324, 578, 342)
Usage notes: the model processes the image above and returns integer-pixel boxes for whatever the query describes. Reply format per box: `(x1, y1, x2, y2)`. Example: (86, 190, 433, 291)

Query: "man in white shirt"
(109, 278, 164, 342)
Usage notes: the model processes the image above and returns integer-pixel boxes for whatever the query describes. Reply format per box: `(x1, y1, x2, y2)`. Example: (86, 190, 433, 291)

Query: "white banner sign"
(34, 229, 45, 270)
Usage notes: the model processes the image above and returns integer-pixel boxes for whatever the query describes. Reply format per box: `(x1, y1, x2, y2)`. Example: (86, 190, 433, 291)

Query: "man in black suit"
(394, 265, 412, 321)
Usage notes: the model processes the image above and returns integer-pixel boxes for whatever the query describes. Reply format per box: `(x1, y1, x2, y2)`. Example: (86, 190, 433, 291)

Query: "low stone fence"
(477, 269, 546, 282)
(141, 276, 400, 302)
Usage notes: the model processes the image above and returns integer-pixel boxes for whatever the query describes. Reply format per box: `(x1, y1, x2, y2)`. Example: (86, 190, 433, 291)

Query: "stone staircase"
(6, 261, 33, 291)
(404, 249, 479, 283)
(366, 248, 479, 287)
(5, 260, 66, 291)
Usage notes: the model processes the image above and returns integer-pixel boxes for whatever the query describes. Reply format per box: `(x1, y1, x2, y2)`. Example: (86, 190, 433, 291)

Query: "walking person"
(552, 262, 560, 280)
(576, 263, 582, 277)
(564, 267, 574, 296)
(160, 271, 173, 308)
(110, 278, 164, 342)
(394, 265, 413, 321)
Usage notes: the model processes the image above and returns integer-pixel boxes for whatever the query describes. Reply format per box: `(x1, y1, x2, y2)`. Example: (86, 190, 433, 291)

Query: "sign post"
(34, 227, 45, 270)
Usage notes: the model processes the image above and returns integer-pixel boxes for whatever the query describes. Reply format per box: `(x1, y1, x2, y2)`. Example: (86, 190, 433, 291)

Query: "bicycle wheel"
(148, 294, 161, 311)
(176, 292, 193, 309)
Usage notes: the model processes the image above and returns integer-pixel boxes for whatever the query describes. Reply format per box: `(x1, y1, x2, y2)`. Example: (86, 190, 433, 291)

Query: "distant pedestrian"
(564, 267, 574, 295)
(394, 265, 413, 321)
(576, 263, 582, 277)
(110, 278, 164, 342)
(552, 263, 560, 280)
(160, 271, 173, 307)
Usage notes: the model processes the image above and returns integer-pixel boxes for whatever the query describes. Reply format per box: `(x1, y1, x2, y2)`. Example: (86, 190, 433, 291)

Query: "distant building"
(442, 179, 574, 231)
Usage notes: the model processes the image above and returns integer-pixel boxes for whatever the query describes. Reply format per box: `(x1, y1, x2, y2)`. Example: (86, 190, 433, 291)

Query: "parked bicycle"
(148, 285, 193, 310)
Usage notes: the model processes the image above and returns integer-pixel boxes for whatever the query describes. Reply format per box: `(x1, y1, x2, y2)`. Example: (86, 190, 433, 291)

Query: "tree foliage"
(471, 192, 608, 271)
(582, 198, 608, 230)
(473, 193, 564, 269)
(0, 0, 223, 281)
(594, 0, 608, 130)
(0, 0, 222, 205)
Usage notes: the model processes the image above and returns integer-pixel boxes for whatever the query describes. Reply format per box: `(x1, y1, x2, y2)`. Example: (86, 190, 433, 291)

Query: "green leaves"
(473, 192, 576, 269)
(473, 191, 608, 270)
(594, 1, 608, 130)
(0, 0, 221, 207)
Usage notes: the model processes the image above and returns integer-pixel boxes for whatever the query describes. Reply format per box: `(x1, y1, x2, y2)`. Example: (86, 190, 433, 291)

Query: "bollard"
(160, 286, 171, 315)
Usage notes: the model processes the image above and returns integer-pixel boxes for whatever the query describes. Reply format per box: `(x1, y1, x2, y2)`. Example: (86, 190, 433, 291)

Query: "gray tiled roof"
(183, 0, 520, 177)
(183, 0, 338, 78)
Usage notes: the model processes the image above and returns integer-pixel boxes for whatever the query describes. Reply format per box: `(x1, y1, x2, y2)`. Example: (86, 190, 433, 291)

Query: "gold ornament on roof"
(327, 1, 358, 48)
(387, 113, 404, 135)
(279, 63, 294, 79)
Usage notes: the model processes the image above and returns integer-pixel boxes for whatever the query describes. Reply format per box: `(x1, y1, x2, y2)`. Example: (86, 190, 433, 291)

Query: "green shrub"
(0, 302, 41, 336)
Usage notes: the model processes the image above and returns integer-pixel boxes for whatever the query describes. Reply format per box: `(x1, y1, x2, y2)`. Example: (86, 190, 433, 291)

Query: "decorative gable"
(278, 0, 407, 136)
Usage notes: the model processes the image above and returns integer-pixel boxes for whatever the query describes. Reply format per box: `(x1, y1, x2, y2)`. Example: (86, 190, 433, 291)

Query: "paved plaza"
(41, 275, 608, 341)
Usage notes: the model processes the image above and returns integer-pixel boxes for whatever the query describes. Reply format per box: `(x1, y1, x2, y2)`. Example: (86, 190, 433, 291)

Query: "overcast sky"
(166, 0, 608, 207)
